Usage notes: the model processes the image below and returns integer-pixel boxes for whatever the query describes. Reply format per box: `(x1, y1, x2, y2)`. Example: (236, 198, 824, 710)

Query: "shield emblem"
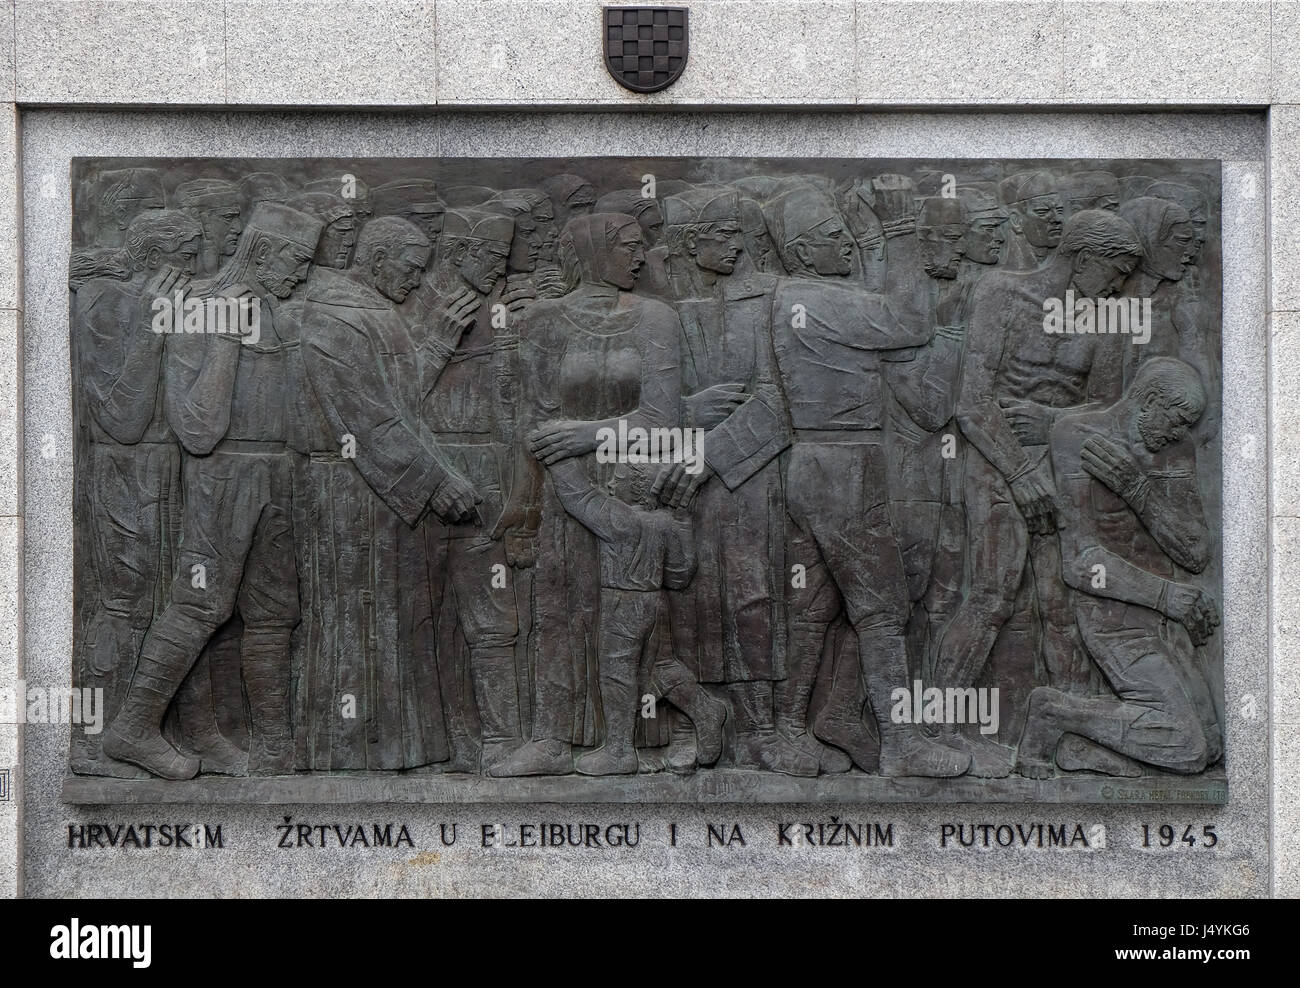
(603, 6, 689, 94)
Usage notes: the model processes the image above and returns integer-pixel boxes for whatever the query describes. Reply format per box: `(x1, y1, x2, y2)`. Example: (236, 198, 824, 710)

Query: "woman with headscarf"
(593, 189, 670, 297)
(1116, 196, 1199, 393)
(540, 173, 598, 229)
(490, 212, 725, 777)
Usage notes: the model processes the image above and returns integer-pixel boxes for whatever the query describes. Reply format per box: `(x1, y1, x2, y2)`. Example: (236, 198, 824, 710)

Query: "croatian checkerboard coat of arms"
(603, 6, 689, 93)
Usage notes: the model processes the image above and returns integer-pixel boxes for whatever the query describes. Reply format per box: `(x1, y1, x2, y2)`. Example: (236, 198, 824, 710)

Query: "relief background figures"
(65, 156, 1224, 803)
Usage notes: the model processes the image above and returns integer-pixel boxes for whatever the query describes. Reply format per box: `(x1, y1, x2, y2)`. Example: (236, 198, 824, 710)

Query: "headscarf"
(559, 212, 640, 287)
(1118, 196, 1192, 269)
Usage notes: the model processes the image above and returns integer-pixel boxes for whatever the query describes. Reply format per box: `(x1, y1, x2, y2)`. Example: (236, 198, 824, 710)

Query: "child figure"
(548, 457, 725, 776)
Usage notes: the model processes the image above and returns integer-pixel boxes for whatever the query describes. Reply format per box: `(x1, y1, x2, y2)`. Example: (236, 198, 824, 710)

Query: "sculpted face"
(317, 214, 357, 269)
(154, 234, 202, 276)
(963, 216, 1006, 265)
(533, 201, 558, 262)
(374, 242, 432, 303)
(638, 202, 664, 246)
(508, 213, 542, 272)
(602, 223, 646, 289)
(917, 223, 966, 279)
(256, 240, 315, 298)
(1138, 394, 1199, 452)
(798, 217, 854, 276)
(1147, 219, 1197, 282)
(566, 185, 597, 216)
(459, 237, 512, 294)
(406, 208, 445, 243)
(1072, 249, 1139, 299)
(1016, 193, 1065, 248)
(202, 205, 243, 259)
(692, 221, 743, 275)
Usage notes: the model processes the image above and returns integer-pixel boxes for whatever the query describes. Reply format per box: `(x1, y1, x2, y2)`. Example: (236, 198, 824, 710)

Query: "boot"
(102, 627, 201, 781)
(469, 644, 525, 773)
(242, 626, 293, 776)
(861, 629, 970, 778)
(487, 739, 573, 777)
(661, 679, 726, 767)
(777, 628, 851, 774)
(174, 653, 247, 777)
(938, 722, 1015, 778)
(729, 681, 819, 777)
(665, 710, 698, 775)
(576, 644, 639, 776)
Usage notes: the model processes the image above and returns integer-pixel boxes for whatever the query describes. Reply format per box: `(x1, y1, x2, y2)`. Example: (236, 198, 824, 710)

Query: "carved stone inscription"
(67, 157, 1224, 801)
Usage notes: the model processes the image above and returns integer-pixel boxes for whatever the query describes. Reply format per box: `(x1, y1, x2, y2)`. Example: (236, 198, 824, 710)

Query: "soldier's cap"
(246, 202, 325, 251)
(762, 185, 843, 247)
(660, 187, 741, 228)
(99, 167, 165, 203)
(1144, 180, 1209, 221)
(594, 188, 662, 219)
(1058, 170, 1120, 204)
(302, 175, 370, 206)
(1000, 169, 1057, 206)
(957, 184, 1009, 221)
(916, 196, 967, 230)
(441, 207, 515, 244)
(239, 172, 290, 207)
(172, 177, 241, 210)
(373, 178, 444, 217)
(286, 191, 354, 226)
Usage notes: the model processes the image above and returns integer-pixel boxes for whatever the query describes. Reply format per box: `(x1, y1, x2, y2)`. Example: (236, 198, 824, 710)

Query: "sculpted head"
(594, 189, 664, 247)
(123, 209, 204, 277)
(558, 212, 645, 291)
(764, 185, 854, 277)
(1057, 170, 1121, 216)
(662, 188, 744, 277)
(96, 168, 166, 238)
(373, 179, 447, 244)
(957, 185, 1008, 265)
(438, 208, 515, 294)
(1056, 209, 1144, 299)
(172, 178, 243, 271)
(915, 196, 967, 279)
(355, 216, 432, 304)
(1000, 170, 1065, 250)
(1127, 357, 1206, 452)
(488, 189, 554, 273)
(541, 174, 598, 226)
(1144, 181, 1210, 266)
(288, 192, 358, 270)
(224, 202, 323, 299)
(1119, 196, 1197, 283)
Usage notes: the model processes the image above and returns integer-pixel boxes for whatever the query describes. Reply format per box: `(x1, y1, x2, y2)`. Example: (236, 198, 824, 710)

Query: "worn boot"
(242, 626, 293, 776)
(777, 628, 851, 774)
(576, 642, 639, 776)
(729, 681, 819, 777)
(102, 627, 201, 781)
(174, 654, 247, 777)
(469, 644, 525, 773)
(862, 629, 970, 778)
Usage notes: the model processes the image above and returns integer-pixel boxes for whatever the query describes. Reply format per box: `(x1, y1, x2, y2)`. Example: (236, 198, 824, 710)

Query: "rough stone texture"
(14, 0, 226, 105)
(0, 306, 16, 520)
(0, 514, 18, 900)
(1270, 105, 1300, 312)
(856, 1, 1063, 104)
(0, 103, 16, 314)
(1276, 716, 1299, 897)
(1063, 1, 1271, 105)
(437, 0, 856, 105)
(16, 108, 1269, 898)
(0, 2, 14, 105)
(1275, 0, 1300, 104)
(226, 1, 436, 106)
